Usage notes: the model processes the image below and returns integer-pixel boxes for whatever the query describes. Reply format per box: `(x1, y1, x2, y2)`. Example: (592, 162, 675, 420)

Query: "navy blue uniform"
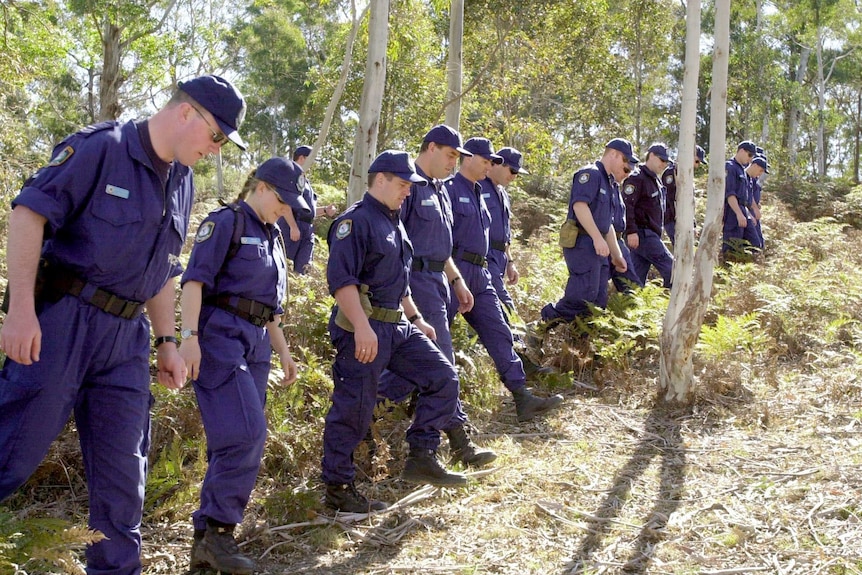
(607, 178, 641, 302)
(750, 175, 764, 248)
(662, 164, 678, 245)
(622, 165, 674, 287)
(322, 193, 458, 485)
(0, 120, 193, 574)
(481, 177, 516, 310)
(723, 158, 752, 253)
(542, 162, 614, 321)
(182, 201, 287, 533)
(447, 173, 528, 393)
(282, 175, 317, 272)
(745, 174, 764, 250)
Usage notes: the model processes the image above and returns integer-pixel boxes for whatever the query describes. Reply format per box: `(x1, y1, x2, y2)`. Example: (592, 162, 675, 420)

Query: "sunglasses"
(190, 103, 227, 144)
(622, 164, 632, 174)
(508, 168, 519, 176)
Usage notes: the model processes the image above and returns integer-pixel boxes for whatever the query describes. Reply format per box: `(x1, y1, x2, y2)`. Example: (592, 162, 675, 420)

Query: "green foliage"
(696, 312, 768, 361)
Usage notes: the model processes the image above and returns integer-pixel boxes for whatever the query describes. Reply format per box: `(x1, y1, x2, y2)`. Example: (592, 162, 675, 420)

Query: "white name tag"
(459, 196, 471, 203)
(240, 237, 262, 245)
(421, 199, 436, 206)
(106, 185, 130, 199)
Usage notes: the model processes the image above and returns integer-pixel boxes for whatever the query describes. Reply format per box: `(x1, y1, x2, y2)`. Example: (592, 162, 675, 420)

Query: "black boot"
(191, 521, 255, 575)
(517, 350, 555, 378)
(445, 425, 497, 467)
(512, 386, 563, 422)
(325, 482, 388, 513)
(188, 530, 207, 573)
(402, 447, 468, 486)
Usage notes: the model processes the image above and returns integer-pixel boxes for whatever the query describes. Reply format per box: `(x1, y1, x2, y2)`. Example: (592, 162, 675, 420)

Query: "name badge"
(599, 187, 607, 195)
(482, 193, 491, 199)
(240, 237, 262, 245)
(421, 199, 436, 206)
(106, 185, 130, 199)
(459, 196, 471, 203)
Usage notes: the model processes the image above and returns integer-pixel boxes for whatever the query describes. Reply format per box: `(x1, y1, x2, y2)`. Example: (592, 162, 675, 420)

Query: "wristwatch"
(181, 329, 199, 339)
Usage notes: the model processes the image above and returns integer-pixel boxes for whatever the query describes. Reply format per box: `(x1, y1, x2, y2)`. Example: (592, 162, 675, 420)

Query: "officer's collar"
(595, 160, 612, 183)
(134, 120, 171, 184)
(239, 198, 277, 233)
(639, 164, 658, 178)
(363, 191, 401, 220)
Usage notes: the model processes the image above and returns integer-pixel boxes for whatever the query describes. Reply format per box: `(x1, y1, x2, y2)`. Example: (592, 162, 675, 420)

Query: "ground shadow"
(562, 403, 689, 574)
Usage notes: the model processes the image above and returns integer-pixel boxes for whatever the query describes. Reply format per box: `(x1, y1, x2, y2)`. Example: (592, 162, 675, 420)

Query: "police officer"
(483, 147, 524, 312)
(448, 137, 563, 422)
(607, 157, 642, 302)
(723, 140, 757, 255)
(0, 75, 246, 575)
(623, 143, 675, 288)
(541, 138, 632, 323)
(746, 155, 769, 251)
(662, 145, 707, 248)
(323, 150, 466, 514)
(281, 145, 337, 274)
(377, 126, 496, 467)
(179, 157, 308, 574)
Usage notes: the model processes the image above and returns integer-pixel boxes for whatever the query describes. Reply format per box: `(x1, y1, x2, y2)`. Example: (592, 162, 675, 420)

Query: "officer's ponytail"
(236, 169, 259, 203)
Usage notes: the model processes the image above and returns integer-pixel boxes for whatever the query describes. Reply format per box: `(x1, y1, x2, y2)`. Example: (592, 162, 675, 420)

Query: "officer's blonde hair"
(236, 170, 260, 203)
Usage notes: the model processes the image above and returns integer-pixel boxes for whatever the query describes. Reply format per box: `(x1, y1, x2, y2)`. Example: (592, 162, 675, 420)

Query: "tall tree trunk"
(306, 0, 368, 171)
(787, 46, 811, 167)
(347, 0, 389, 204)
(855, 90, 861, 184)
(660, 0, 729, 403)
(99, 18, 123, 121)
(445, 0, 464, 130)
(815, 26, 827, 177)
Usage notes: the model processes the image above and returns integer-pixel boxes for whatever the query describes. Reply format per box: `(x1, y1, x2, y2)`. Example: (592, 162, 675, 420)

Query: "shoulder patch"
(195, 221, 215, 243)
(624, 184, 635, 195)
(578, 172, 590, 184)
(665, 174, 674, 184)
(48, 146, 74, 167)
(335, 219, 352, 239)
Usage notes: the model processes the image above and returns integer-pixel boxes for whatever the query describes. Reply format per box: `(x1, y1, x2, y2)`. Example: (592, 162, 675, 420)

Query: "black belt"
(297, 213, 313, 224)
(43, 263, 144, 320)
(489, 240, 509, 252)
(453, 249, 487, 268)
(411, 258, 446, 273)
(206, 295, 275, 327)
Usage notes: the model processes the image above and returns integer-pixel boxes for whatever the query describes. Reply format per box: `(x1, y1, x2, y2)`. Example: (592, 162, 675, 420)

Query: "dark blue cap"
(463, 138, 503, 164)
(737, 140, 757, 154)
(647, 143, 671, 162)
(256, 157, 312, 217)
(750, 156, 769, 173)
(178, 75, 247, 150)
(368, 150, 428, 185)
(423, 125, 472, 155)
(294, 145, 313, 159)
(497, 147, 529, 174)
(696, 145, 708, 165)
(606, 138, 639, 165)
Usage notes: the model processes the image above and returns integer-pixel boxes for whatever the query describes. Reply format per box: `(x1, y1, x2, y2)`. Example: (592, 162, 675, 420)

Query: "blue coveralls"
(447, 173, 528, 393)
(722, 158, 752, 253)
(377, 165, 468, 430)
(746, 175, 764, 250)
(623, 165, 674, 287)
(182, 201, 287, 532)
(0, 120, 193, 575)
(282, 176, 317, 273)
(321, 193, 458, 486)
(542, 162, 614, 322)
(662, 165, 677, 246)
(481, 177, 516, 311)
(607, 179, 641, 302)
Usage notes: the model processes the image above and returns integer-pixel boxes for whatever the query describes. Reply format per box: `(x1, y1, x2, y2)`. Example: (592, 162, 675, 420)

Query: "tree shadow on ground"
(562, 404, 689, 574)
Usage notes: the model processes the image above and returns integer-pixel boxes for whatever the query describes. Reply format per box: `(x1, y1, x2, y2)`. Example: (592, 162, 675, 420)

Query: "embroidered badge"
(195, 221, 215, 242)
(48, 145, 74, 167)
(665, 175, 674, 184)
(578, 172, 590, 184)
(624, 184, 635, 195)
(105, 184, 130, 199)
(335, 219, 352, 239)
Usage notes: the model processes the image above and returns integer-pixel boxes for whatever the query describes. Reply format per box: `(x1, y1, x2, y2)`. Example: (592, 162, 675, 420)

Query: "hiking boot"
(402, 447, 468, 486)
(512, 386, 563, 422)
(191, 523, 254, 575)
(445, 425, 497, 467)
(325, 482, 388, 513)
(517, 351, 555, 379)
(188, 530, 208, 573)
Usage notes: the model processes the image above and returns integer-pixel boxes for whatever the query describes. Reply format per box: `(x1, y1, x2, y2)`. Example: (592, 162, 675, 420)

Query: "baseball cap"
(179, 75, 248, 150)
(647, 143, 671, 162)
(696, 145, 708, 166)
(737, 140, 757, 154)
(368, 150, 428, 185)
(424, 125, 472, 155)
(294, 145, 313, 159)
(606, 138, 639, 166)
(497, 147, 529, 174)
(463, 138, 503, 164)
(750, 156, 769, 173)
(256, 157, 312, 217)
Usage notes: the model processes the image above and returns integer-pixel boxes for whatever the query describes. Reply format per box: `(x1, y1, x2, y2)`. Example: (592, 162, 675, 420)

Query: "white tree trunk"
(347, 0, 389, 204)
(787, 46, 811, 167)
(659, 0, 729, 403)
(816, 26, 827, 177)
(445, 0, 464, 129)
(306, 0, 368, 171)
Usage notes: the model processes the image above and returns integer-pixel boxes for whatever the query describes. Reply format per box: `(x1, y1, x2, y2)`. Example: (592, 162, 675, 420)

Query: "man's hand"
(0, 308, 41, 365)
(157, 345, 188, 390)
